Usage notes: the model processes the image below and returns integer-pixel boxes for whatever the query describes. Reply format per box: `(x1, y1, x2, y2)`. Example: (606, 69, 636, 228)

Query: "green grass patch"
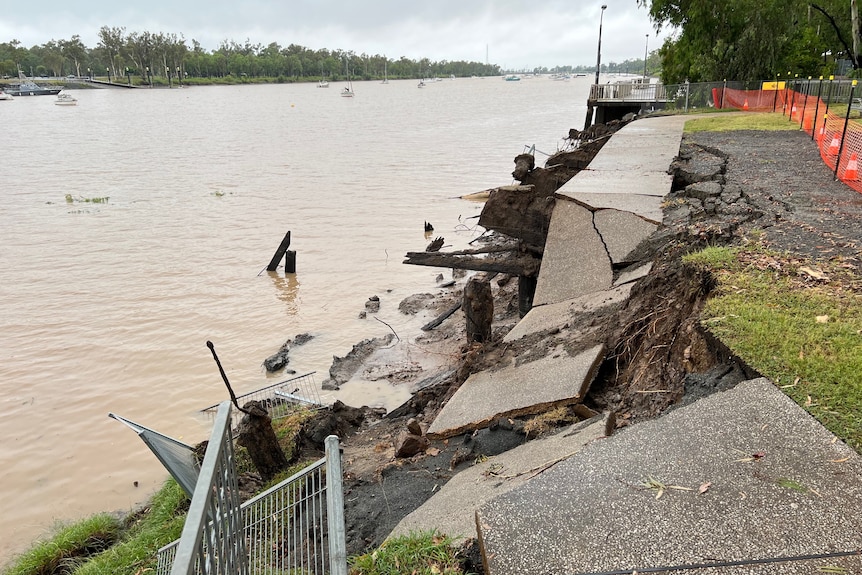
(686, 245, 862, 451)
(1, 514, 121, 575)
(684, 112, 801, 133)
(349, 530, 468, 575)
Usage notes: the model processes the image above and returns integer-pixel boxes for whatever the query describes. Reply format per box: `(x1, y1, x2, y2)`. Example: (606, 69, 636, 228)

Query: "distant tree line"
(0, 27, 501, 82)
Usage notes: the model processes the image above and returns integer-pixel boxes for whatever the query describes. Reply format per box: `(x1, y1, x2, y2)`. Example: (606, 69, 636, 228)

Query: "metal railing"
(200, 372, 324, 425)
(589, 81, 740, 112)
(170, 401, 248, 575)
(158, 402, 347, 575)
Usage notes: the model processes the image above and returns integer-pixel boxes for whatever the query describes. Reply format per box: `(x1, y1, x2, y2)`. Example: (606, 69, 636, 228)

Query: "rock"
(406, 418, 423, 436)
(435, 273, 445, 283)
(394, 432, 429, 458)
(365, 295, 380, 313)
(398, 293, 436, 315)
(321, 334, 396, 389)
(263, 343, 291, 373)
(684, 181, 722, 201)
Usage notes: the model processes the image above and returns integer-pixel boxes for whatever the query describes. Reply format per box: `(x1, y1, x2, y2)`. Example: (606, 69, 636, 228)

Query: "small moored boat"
(0, 90, 13, 101)
(54, 93, 78, 106)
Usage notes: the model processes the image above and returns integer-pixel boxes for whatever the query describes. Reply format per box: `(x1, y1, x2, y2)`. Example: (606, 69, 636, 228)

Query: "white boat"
(340, 57, 354, 97)
(504, 74, 521, 82)
(417, 80, 426, 88)
(54, 93, 77, 106)
(317, 79, 329, 88)
(0, 90, 13, 101)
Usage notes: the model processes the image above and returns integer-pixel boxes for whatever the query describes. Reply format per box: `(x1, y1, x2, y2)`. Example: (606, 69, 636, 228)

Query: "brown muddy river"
(0, 75, 593, 561)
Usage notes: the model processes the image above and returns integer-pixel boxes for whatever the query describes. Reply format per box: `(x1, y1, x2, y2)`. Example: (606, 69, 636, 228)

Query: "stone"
(394, 432, 429, 458)
(684, 181, 722, 200)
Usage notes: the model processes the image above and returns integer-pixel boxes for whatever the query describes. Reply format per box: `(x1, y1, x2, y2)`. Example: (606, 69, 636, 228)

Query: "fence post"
(812, 76, 823, 142)
(325, 435, 348, 575)
(825, 75, 834, 114)
(800, 77, 811, 131)
(719, 78, 726, 109)
(684, 79, 690, 112)
(834, 80, 857, 180)
(772, 74, 779, 113)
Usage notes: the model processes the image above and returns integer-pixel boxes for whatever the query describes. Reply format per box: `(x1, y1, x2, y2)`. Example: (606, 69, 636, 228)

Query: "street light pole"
(643, 34, 649, 80)
(594, 4, 608, 86)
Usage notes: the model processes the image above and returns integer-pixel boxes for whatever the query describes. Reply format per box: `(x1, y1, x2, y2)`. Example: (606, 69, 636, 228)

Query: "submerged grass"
(684, 244, 862, 451)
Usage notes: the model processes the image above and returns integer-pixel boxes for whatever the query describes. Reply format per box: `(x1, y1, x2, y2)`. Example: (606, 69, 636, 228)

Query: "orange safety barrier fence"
(715, 85, 862, 194)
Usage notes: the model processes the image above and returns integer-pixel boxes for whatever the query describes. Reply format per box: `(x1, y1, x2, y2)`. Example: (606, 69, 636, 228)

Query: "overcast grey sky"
(2, 1, 673, 70)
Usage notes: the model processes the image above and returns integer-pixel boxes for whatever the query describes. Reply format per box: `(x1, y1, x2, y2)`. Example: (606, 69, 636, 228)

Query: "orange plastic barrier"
(714, 86, 862, 193)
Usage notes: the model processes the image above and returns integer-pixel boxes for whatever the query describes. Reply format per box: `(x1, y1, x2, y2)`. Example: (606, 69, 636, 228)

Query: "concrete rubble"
(387, 115, 862, 574)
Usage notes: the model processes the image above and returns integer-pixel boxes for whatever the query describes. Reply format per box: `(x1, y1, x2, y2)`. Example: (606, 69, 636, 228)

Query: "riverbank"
(5, 112, 862, 574)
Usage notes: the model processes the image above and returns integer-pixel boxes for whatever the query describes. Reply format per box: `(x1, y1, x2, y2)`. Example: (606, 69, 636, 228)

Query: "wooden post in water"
(266, 231, 291, 272)
(464, 277, 493, 343)
(285, 250, 296, 273)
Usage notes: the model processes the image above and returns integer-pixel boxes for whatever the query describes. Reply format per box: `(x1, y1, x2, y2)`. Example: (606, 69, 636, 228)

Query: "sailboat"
(381, 57, 389, 84)
(341, 57, 355, 97)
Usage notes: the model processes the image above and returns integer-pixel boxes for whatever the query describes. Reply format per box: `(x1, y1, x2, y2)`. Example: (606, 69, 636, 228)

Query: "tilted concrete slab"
(594, 208, 658, 264)
(476, 378, 862, 575)
(557, 168, 674, 197)
(562, 191, 665, 224)
(427, 344, 605, 439)
(503, 284, 633, 343)
(533, 201, 612, 306)
(614, 262, 653, 287)
(390, 414, 611, 542)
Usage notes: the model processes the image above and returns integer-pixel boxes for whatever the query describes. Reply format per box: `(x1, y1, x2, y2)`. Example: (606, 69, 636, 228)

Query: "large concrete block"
(533, 201, 612, 306)
(594, 209, 658, 264)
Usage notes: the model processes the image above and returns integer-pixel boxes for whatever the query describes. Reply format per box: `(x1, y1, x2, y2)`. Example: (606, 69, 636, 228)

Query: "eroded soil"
(290, 128, 862, 565)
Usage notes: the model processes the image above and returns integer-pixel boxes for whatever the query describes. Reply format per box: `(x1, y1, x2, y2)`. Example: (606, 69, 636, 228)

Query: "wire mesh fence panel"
(200, 372, 324, 425)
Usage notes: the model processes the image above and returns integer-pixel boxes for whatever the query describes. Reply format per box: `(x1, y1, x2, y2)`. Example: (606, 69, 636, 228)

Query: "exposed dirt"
(291, 127, 862, 567)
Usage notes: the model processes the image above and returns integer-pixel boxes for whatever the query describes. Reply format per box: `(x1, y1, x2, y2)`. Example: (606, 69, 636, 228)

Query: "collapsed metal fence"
(158, 401, 347, 575)
(200, 371, 324, 425)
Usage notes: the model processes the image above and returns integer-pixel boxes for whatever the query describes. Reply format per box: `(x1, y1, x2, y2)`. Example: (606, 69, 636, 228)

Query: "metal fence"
(158, 402, 347, 575)
(200, 372, 324, 425)
(169, 401, 248, 575)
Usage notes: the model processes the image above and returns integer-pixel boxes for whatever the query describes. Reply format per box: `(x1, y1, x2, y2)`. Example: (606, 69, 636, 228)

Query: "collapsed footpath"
(389, 116, 862, 574)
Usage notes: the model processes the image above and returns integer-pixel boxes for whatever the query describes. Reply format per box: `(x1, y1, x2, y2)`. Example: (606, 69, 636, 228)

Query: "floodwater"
(0, 75, 591, 561)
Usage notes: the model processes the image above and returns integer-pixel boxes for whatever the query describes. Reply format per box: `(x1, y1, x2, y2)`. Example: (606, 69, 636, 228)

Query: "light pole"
(643, 34, 649, 80)
(594, 4, 608, 86)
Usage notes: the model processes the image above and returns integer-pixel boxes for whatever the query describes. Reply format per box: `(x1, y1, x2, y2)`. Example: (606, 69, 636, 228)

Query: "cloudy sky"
(2, 1, 674, 70)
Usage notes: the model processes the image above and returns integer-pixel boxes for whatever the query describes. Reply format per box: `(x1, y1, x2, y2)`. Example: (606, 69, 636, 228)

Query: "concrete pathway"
(475, 378, 862, 574)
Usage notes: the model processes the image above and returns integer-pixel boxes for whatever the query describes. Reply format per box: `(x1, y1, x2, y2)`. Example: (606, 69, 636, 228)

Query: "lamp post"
(594, 4, 608, 86)
(643, 34, 649, 80)
(177, 66, 181, 87)
(126, 66, 131, 86)
(106, 67, 110, 83)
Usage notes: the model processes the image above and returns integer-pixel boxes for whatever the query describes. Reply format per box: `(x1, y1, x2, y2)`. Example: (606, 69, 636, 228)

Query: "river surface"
(0, 75, 591, 561)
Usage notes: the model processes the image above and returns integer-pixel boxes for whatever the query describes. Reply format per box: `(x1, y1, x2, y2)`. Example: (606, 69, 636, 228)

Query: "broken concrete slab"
(533, 201, 613, 307)
(390, 413, 612, 542)
(613, 262, 653, 287)
(562, 191, 665, 224)
(594, 209, 658, 264)
(556, 168, 674, 197)
(427, 344, 605, 439)
(503, 284, 633, 343)
(475, 378, 862, 575)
